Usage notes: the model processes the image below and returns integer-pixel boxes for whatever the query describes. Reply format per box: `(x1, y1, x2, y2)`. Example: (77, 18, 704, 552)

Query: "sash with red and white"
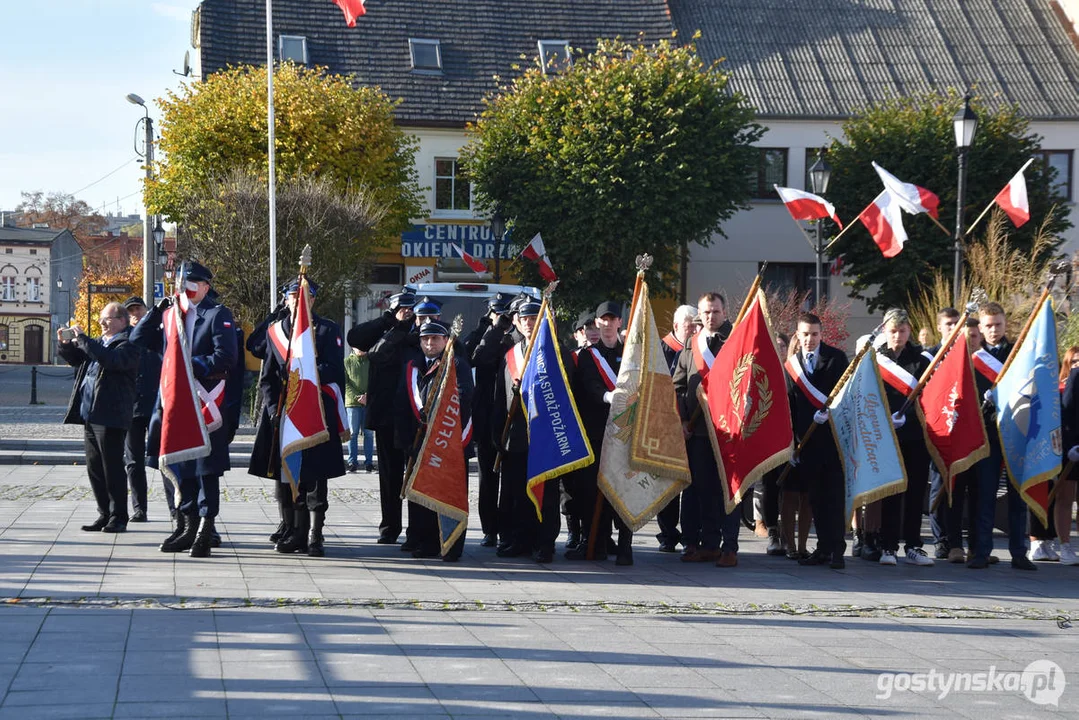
(505, 342, 526, 383)
(971, 348, 1003, 383)
(876, 351, 918, 397)
(587, 347, 618, 391)
(174, 290, 227, 433)
(784, 355, 828, 409)
(406, 357, 472, 444)
(692, 331, 716, 375)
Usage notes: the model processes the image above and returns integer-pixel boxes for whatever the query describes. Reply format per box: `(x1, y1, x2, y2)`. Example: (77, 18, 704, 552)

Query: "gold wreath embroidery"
(611, 391, 640, 443)
(285, 368, 301, 413)
(723, 353, 772, 439)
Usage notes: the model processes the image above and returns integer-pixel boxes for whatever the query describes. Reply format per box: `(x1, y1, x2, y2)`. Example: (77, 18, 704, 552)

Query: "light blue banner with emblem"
(988, 295, 1060, 523)
(520, 304, 594, 519)
(829, 352, 908, 522)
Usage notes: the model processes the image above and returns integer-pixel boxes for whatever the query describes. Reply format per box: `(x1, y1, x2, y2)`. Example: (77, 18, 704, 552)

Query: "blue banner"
(830, 352, 908, 521)
(400, 224, 519, 259)
(520, 304, 594, 519)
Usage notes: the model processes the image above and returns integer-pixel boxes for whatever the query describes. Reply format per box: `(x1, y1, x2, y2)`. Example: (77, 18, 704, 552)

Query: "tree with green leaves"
(460, 36, 763, 313)
(147, 63, 422, 315)
(825, 90, 1069, 313)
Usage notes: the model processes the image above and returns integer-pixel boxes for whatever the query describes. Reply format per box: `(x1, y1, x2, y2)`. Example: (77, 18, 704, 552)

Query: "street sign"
(87, 284, 132, 294)
(153, 282, 165, 300)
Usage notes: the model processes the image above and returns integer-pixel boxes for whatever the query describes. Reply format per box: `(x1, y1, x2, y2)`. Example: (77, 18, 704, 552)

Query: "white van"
(408, 282, 541, 332)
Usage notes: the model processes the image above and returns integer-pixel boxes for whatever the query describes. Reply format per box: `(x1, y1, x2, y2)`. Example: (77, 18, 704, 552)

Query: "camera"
(59, 327, 78, 342)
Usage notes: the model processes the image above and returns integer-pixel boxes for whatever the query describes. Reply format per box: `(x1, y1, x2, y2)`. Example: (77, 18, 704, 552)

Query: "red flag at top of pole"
(872, 162, 940, 219)
(774, 186, 844, 229)
(452, 243, 489, 276)
(993, 165, 1031, 228)
(858, 190, 908, 258)
(333, 0, 366, 26)
(520, 233, 558, 283)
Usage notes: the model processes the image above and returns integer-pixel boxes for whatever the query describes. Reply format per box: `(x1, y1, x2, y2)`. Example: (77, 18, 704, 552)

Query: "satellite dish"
(173, 50, 191, 77)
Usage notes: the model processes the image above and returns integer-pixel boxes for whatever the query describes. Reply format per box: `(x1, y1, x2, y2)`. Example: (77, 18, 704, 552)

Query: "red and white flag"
(993, 160, 1032, 228)
(332, 0, 366, 26)
(774, 186, 844, 228)
(858, 190, 907, 258)
(872, 162, 940, 219)
(520, 232, 558, 283)
(451, 243, 488, 275)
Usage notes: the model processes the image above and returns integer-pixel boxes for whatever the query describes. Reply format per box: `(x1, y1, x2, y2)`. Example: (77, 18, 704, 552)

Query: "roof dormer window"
(538, 40, 571, 74)
(409, 39, 442, 73)
(279, 35, 308, 64)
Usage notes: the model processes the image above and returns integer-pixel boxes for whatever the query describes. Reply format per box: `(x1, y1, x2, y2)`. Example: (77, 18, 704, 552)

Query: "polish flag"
(993, 162, 1032, 227)
(774, 186, 844, 229)
(332, 0, 366, 26)
(872, 162, 940, 219)
(451, 243, 488, 275)
(858, 191, 907, 258)
(521, 233, 558, 283)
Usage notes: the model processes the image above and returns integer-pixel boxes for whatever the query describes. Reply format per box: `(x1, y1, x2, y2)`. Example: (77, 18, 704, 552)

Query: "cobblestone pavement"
(1, 464, 1077, 718)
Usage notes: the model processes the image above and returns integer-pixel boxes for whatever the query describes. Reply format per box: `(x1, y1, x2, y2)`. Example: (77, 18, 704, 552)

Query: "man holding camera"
(58, 302, 140, 533)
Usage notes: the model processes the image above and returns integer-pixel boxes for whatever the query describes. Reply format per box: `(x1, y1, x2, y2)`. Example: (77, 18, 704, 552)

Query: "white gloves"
(891, 411, 906, 429)
(1068, 446, 1079, 464)
(602, 391, 613, 405)
(983, 389, 994, 403)
(813, 409, 830, 425)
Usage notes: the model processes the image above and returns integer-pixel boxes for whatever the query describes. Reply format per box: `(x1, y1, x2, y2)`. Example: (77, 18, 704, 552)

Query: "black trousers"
(656, 496, 682, 545)
(475, 428, 500, 537)
(761, 467, 780, 528)
(945, 469, 979, 551)
(84, 423, 129, 523)
(178, 474, 220, 518)
(124, 415, 150, 514)
(502, 451, 561, 552)
(374, 428, 405, 540)
(682, 436, 722, 551)
(806, 454, 845, 556)
(276, 471, 329, 514)
(881, 440, 930, 552)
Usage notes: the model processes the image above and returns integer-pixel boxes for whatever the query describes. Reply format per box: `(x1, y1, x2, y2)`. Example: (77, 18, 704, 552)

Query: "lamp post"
(152, 216, 166, 298)
(952, 94, 979, 306)
(808, 149, 832, 308)
(126, 92, 155, 304)
(490, 207, 506, 283)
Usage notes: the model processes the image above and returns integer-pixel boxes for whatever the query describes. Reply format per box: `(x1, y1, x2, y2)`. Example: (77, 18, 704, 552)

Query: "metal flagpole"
(266, 0, 278, 310)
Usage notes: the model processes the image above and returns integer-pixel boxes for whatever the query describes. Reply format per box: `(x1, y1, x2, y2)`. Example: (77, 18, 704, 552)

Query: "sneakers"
(1030, 539, 1060, 562)
(879, 550, 897, 566)
(1059, 542, 1079, 566)
(947, 547, 966, 563)
(903, 547, 934, 566)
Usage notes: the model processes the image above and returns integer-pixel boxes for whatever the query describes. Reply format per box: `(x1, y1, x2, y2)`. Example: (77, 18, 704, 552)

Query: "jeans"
(974, 444, 1028, 560)
(347, 406, 374, 466)
(928, 463, 947, 547)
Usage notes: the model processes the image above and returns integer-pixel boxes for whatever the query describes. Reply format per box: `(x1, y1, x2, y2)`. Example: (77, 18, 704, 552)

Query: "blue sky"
(0, 0, 201, 218)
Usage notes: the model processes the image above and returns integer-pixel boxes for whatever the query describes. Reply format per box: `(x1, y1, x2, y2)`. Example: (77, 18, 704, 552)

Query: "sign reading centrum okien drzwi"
(400, 224, 519, 259)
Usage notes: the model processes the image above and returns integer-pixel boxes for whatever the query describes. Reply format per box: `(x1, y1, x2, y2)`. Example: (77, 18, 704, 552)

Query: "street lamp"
(152, 216, 166, 296)
(490, 207, 506, 283)
(808, 149, 832, 308)
(127, 92, 155, 304)
(952, 94, 979, 306)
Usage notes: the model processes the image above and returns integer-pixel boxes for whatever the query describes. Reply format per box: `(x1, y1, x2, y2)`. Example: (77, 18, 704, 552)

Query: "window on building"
(538, 40, 571, 74)
(29, 249, 37, 255)
(279, 35, 308, 64)
(370, 264, 403, 285)
(26, 277, 40, 302)
(434, 158, 471, 212)
(4, 249, 11, 255)
(761, 261, 821, 307)
(750, 148, 788, 199)
(409, 39, 442, 72)
(0, 277, 14, 301)
(1039, 150, 1074, 202)
(0, 325, 8, 351)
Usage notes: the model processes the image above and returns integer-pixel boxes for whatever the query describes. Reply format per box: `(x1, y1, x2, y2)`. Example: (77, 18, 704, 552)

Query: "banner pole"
(965, 159, 1034, 237)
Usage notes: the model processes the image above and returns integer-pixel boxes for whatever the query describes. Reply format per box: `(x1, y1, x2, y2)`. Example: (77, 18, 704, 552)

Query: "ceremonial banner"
(520, 304, 594, 519)
(830, 352, 908, 521)
(703, 290, 793, 514)
(404, 357, 469, 555)
(597, 278, 690, 531)
(918, 334, 989, 497)
(279, 276, 330, 498)
(988, 296, 1060, 525)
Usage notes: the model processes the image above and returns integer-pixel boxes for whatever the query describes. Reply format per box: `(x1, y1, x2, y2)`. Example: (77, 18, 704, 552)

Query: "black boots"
(275, 509, 310, 554)
(161, 512, 198, 553)
(566, 516, 582, 551)
(190, 518, 215, 558)
(615, 529, 634, 566)
(308, 511, 325, 557)
(269, 519, 290, 544)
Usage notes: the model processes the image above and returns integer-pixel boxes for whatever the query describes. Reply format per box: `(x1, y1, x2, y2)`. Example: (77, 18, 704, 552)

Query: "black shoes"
(829, 552, 846, 569)
(967, 556, 989, 569)
(480, 533, 497, 547)
(376, 534, 398, 545)
(308, 511, 325, 557)
(496, 543, 530, 558)
(269, 520, 290, 544)
(400, 537, 419, 552)
(102, 519, 127, 533)
(190, 518, 215, 558)
(412, 545, 440, 559)
(533, 547, 554, 564)
(799, 549, 829, 566)
(1011, 555, 1038, 571)
(81, 517, 108, 532)
(364, 463, 375, 473)
(131, 510, 148, 523)
(658, 540, 679, 553)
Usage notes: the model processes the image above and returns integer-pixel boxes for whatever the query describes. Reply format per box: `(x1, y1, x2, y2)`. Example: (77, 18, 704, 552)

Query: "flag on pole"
(858, 190, 908, 257)
(872, 162, 940, 218)
(917, 334, 989, 498)
(332, 0, 366, 26)
(520, 303, 594, 519)
(404, 357, 470, 555)
(830, 352, 908, 521)
(520, 233, 558, 283)
(597, 277, 690, 531)
(451, 243, 489, 275)
(988, 296, 1061, 525)
(702, 289, 793, 514)
(993, 165, 1031, 228)
(775, 185, 844, 228)
(279, 276, 330, 498)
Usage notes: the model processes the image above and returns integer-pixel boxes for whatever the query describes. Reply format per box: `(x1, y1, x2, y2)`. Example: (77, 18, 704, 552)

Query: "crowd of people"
(56, 261, 1079, 570)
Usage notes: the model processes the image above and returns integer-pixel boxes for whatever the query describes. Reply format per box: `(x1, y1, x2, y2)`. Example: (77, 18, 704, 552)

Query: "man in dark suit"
(131, 261, 238, 558)
(786, 312, 849, 569)
(122, 296, 161, 523)
(251, 278, 347, 557)
(59, 302, 140, 533)
(394, 320, 474, 560)
(923, 307, 960, 558)
(656, 304, 698, 552)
